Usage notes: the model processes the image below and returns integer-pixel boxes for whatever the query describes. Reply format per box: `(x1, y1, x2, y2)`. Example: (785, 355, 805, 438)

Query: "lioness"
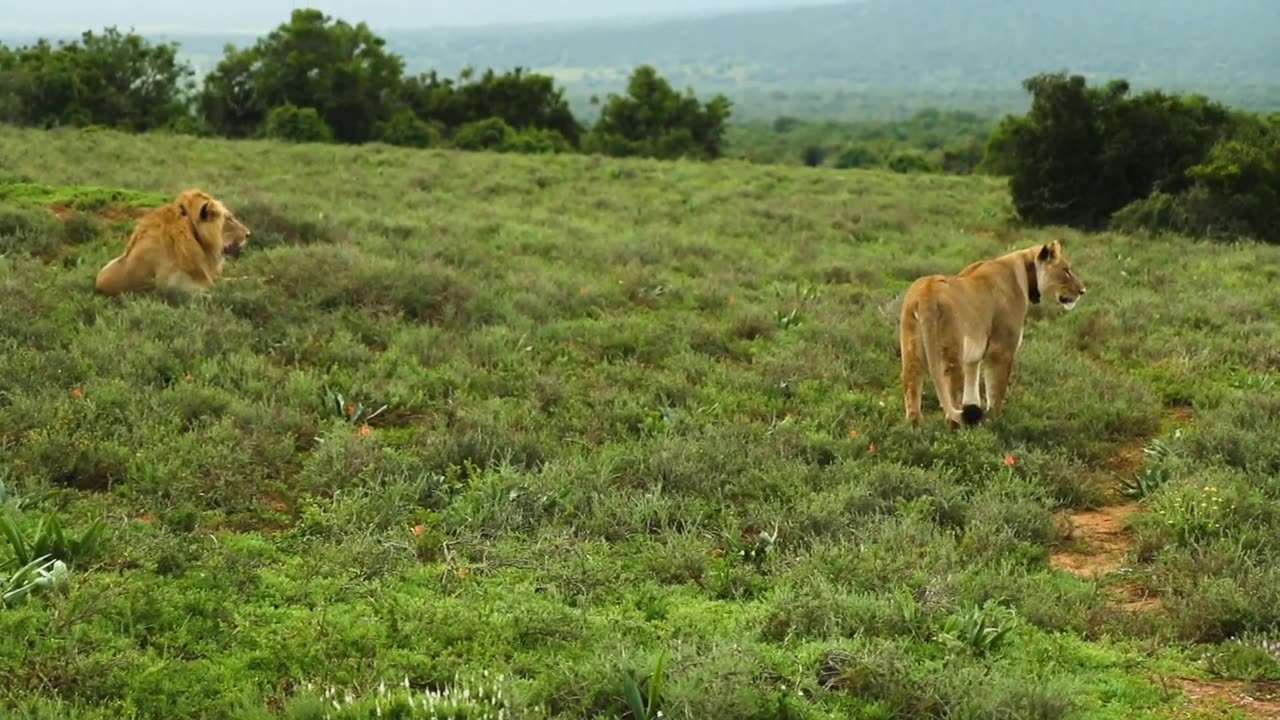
(898, 239, 1086, 428)
(94, 189, 251, 296)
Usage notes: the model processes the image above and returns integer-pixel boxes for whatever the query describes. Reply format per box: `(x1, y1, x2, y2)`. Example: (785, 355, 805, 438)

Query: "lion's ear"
(179, 204, 188, 217)
(1038, 243, 1056, 262)
(199, 202, 210, 222)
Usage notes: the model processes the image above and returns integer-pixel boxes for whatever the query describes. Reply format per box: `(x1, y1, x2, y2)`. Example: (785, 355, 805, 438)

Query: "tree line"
(981, 72, 1280, 245)
(0, 10, 732, 161)
(728, 109, 992, 174)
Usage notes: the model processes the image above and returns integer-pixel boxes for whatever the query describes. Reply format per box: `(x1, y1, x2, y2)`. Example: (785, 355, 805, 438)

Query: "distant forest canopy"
(4, 0, 1278, 122)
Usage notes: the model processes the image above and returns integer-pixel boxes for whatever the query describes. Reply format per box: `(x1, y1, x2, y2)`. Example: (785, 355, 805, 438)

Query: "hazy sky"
(0, 0, 846, 34)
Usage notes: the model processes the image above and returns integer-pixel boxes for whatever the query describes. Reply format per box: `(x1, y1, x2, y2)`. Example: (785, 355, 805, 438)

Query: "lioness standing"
(94, 189, 251, 296)
(899, 239, 1086, 428)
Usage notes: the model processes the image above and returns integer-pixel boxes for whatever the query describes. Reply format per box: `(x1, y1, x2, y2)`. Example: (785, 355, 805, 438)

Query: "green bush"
(263, 104, 334, 144)
(375, 110, 442, 149)
(501, 127, 572, 154)
(452, 117, 515, 151)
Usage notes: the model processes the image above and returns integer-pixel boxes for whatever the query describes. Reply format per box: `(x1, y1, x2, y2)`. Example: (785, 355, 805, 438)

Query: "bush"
(502, 128, 572, 154)
(263, 104, 334, 144)
(375, 110, 442, 149)
(452, 117, 515, 151)
(1111, 138, 1280, 244)
(801, 145, 827, 167)
(888, 152, 934, 174)
(833, 144, 879, 169)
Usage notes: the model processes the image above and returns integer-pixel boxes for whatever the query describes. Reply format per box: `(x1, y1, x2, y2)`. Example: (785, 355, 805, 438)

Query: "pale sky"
(0, 0, 846, 34)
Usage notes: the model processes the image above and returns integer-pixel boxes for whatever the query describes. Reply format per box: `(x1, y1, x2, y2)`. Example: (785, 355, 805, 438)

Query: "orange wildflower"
(411, 524, 426, 537)
(359, 424, 371, 436)
(849, 429, 860, 439)
(867, 443, 877, 454)
(456, 567, 470, 580)
(1004, 454, 1016, 466)
(183, 373, 193, 382)
(70, 388, 83, 399)
(346, 403, 356, 417)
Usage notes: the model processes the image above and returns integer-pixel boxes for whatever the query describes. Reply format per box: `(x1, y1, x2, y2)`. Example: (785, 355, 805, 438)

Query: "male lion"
(898, 239, 1086, 428)
(94, 189, 251, 296)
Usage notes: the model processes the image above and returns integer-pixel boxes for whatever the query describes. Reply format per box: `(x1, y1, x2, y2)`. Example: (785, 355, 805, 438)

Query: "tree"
(198, 9, 404, 143)
(587, 65, 732, 160)
(398, 67, 579, 147)
(990, 72, 1234, 229)
(0, 28, 194, 131)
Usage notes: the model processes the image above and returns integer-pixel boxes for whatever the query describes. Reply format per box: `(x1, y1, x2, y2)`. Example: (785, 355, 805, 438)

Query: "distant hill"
(5, 0, 1278, 122)
(381, 0, 1278, 87)
(376, 0, 1280, 118)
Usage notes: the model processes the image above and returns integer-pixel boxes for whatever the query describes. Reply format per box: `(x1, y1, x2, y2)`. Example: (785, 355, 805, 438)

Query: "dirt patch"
(1105, 446, 1147, 477)
(1177, 678, 1280, 719)
(261, 492, 290, 513)
(1112, 581, 1163, 612)
(1050, 502, 1138, 578)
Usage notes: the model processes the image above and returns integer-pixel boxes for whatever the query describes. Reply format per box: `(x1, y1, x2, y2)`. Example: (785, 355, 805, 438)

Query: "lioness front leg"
(981, 348, 1016, 418)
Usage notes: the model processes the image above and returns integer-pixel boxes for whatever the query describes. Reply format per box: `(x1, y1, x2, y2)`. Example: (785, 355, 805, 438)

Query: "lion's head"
(220, 212, 252, 257)
(1035, 239, 1086, 310)
(176, 189, 251, 257)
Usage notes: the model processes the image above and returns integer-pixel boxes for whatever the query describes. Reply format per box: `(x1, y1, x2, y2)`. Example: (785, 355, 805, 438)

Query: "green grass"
(1, 124, 1279, 719)
(0, 180, 169, 211)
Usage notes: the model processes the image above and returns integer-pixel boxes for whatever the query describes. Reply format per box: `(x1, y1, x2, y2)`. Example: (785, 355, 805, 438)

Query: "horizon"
(0, 0, 849, 37)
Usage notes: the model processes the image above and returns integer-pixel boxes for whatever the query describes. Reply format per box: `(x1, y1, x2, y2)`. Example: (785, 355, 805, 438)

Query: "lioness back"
(898, 240, 1087, 428)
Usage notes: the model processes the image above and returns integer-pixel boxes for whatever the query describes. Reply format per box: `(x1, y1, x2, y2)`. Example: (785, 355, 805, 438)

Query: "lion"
(93, 189, 251, 297)
(898, 239, 1087, 428)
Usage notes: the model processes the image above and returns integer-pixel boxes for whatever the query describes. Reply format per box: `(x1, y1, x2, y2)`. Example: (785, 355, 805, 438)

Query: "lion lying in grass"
(899, 239, 1087, 428)
(94, 189, 251, 296)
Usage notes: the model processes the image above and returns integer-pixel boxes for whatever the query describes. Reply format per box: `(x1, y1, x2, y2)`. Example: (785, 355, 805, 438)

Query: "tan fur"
(94, 189, 251, 296)
(898, 239, 1087, 428)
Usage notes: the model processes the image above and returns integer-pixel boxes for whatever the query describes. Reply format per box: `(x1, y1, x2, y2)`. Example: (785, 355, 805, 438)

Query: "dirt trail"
(1177, 678, 1280, 719)
(1049, 408, 1195, 593)
(1048, 409, 1280, 719)
(1049, 502, 1140, 580)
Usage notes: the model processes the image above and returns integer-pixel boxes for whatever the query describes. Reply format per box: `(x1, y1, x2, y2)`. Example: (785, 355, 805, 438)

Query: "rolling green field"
(1, 125, 1279, 719)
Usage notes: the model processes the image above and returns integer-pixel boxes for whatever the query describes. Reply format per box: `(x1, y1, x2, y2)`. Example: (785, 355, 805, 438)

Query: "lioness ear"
(179, 204, 188, 217)
(199, 201, 210, 222)
(1038, 243, 1056, 262)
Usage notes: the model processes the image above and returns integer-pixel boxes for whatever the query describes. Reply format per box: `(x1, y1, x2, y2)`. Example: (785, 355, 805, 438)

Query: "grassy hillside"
(1, 126, 1279, 719)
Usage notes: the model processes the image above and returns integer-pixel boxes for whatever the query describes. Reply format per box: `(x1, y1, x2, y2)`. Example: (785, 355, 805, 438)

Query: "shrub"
(263, 104, 334, 144)
(502, 128, 572, 154)
(375, 110, 442, 149)
(452, 117, 515, 152)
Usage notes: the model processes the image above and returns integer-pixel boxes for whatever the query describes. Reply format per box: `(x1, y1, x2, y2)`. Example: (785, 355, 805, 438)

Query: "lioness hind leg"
(960, 361, 985, 426)
(900, 320, 926, 425)
(931, 354, 965, 430)
(982, 349, 1016, 418)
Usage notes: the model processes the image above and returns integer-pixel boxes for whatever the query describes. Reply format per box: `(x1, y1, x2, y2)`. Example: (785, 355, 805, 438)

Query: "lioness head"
(1035, 240, 1086, 310)
(176, 189, 251, 256)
